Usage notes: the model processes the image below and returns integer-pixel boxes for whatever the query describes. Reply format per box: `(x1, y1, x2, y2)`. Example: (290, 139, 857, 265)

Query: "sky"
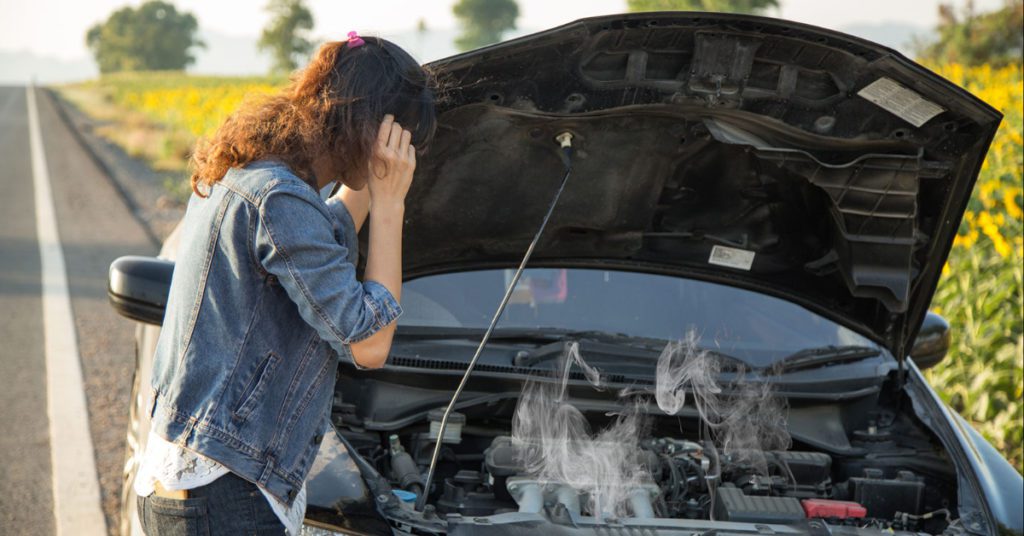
(0, 0, 1008, 82)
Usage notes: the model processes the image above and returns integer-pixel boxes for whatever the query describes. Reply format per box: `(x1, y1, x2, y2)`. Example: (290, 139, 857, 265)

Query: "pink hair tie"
(346, 31, 365, 49)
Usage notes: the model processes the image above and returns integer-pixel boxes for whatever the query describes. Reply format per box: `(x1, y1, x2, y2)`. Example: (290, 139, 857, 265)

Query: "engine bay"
(328, 368, 962, 535)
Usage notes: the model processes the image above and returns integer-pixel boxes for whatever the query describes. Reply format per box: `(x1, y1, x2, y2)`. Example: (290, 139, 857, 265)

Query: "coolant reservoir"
(427, 409, 465, 444)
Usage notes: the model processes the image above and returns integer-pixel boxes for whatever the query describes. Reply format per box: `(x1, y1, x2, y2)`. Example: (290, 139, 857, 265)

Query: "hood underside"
(373, 12, 1001, 356)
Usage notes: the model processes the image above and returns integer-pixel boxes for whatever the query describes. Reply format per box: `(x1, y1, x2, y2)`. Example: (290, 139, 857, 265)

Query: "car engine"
(324, 333, 964, 536)
(334, 402, 957, 535)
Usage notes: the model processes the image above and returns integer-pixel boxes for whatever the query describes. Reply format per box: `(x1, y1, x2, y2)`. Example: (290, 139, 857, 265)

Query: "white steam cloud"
(716, 368, 791, 474)
(655, 331, 722, 424)
(513, 342, 650, 519)
(654, 332, 791, 474)
(511, 333, 791, 517)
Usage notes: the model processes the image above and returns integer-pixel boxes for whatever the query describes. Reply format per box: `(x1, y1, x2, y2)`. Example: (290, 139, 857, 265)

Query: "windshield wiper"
(771, 345, 882, 373)
(512, 338, 660, 367)
(513, 337, 747, 372)
(395, 326, 667, 347)
(396, 325, 572, 342)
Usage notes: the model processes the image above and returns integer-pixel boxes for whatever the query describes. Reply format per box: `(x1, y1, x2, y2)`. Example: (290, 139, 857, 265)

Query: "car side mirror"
(910, 311, 951, 370)
(108, 256, 174, 325)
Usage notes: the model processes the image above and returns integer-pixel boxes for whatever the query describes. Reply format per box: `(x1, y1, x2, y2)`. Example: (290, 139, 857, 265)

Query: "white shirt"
(134, 430, 306, 535)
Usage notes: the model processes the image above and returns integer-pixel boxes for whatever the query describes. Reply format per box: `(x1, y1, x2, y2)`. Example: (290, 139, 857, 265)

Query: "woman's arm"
(254, 117, 413, 370)
(347, 115, 416, 368)
(254, 187, 402, 363)
(335, 185, 369, 232)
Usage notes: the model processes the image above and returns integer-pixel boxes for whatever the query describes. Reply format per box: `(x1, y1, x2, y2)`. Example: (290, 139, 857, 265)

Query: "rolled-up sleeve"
(254, 185, 402, 352)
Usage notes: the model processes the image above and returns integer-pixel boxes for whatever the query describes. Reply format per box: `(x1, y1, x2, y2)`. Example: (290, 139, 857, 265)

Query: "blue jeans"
(136, 472, 285, 535)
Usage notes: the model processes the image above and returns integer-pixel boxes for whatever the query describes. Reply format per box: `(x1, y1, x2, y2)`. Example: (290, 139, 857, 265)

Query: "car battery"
(848, 470, 924, 519)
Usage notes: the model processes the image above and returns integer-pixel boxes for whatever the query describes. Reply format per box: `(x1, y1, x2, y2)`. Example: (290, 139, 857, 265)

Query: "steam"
(655, 331, 721, 424)
(716, 368, 791, 475)
(513, 342, 649, 519)
(653, 331, 791, 475)
(558, 341, 602, 401)
(511, 334, 790, 518)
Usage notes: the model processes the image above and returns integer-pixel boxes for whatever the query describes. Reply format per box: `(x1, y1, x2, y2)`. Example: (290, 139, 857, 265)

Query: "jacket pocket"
(232, 351, 281, 421)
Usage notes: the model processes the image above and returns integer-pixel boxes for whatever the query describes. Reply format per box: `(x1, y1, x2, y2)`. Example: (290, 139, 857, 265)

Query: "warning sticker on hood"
(857, 77, 945, 127)
(708, 245, 755, 271)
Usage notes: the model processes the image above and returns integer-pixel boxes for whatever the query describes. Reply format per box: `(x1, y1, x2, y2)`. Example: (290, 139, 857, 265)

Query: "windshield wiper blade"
(512, 338, 660, 367)
(772, 345, 881, 373)
(396, 326, 665, 346)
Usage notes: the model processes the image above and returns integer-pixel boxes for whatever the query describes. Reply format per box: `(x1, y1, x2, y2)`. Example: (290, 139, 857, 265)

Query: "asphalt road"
(0, 86, 157, 535)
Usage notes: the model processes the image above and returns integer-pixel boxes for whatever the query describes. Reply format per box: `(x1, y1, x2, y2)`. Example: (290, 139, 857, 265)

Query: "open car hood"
(381, 12, 1001, 358)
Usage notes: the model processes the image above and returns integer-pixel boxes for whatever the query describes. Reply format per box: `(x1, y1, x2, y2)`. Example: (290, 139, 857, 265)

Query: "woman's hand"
(366, 114, 416, 209)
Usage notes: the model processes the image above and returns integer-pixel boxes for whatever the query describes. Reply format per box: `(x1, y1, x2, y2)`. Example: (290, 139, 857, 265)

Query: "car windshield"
(399, 268, 879, 368)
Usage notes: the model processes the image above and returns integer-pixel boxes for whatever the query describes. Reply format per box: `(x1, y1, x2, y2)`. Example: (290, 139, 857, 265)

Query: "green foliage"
(923, 63, 1023, 474)
(258, 0, 315, 73)
(58, 72, 284, 189)
(929, 246, 1023, 473)
(914, 0, 1024, 67)
(86, 1, 203, 74)
(453, 0, 519, 51)
(626, 0, 778, 13)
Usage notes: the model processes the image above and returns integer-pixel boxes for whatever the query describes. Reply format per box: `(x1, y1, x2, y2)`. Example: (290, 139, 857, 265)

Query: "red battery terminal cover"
(801, 499, 868, 519)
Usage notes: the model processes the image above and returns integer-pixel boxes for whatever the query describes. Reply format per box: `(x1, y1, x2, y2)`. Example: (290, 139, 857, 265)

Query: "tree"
(453, 0, 519, 51)
(86, 1, 202, 74)
(626, 0, 778, 14)
(914, 0, 1023, 67)
(258, 0, 315, 73)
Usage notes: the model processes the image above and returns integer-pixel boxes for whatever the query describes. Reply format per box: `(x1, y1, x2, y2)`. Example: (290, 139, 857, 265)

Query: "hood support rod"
(415, 132, 575, 512)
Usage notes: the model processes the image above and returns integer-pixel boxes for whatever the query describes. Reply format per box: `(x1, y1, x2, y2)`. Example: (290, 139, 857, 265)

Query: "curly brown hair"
(190, 36, 436, 196)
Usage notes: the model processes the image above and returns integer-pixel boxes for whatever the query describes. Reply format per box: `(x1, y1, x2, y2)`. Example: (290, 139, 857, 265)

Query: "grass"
(58, 66, 1023, 473)
(57, 72, 285, 203)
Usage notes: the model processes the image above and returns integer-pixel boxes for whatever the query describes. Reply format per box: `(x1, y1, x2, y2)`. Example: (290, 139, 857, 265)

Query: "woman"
(133, 32, 436, 535)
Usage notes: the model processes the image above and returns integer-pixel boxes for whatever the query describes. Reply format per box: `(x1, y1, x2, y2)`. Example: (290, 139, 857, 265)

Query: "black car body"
(108, 12, 1023, 536)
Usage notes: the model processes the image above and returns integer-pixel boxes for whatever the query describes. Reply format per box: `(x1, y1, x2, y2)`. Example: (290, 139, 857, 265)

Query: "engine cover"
(713, 487, 805, 523)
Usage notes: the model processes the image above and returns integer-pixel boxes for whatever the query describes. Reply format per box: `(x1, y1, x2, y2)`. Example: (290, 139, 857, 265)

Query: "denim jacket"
(148, 160, 401, 506)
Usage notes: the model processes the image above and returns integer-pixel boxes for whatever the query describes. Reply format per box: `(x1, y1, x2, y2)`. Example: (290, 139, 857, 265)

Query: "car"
(108, 11, 1022, 536)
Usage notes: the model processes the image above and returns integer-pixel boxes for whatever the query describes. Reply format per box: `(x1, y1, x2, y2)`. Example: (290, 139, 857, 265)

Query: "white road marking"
(27, 85, 109, 536)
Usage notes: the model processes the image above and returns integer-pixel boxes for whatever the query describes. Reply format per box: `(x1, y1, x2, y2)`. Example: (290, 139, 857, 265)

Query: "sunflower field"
(58, 72, 283, 198)
(69, 71, 284, 138)
(924, 62, 1023, 474)
(59, 64, 1023, 472)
